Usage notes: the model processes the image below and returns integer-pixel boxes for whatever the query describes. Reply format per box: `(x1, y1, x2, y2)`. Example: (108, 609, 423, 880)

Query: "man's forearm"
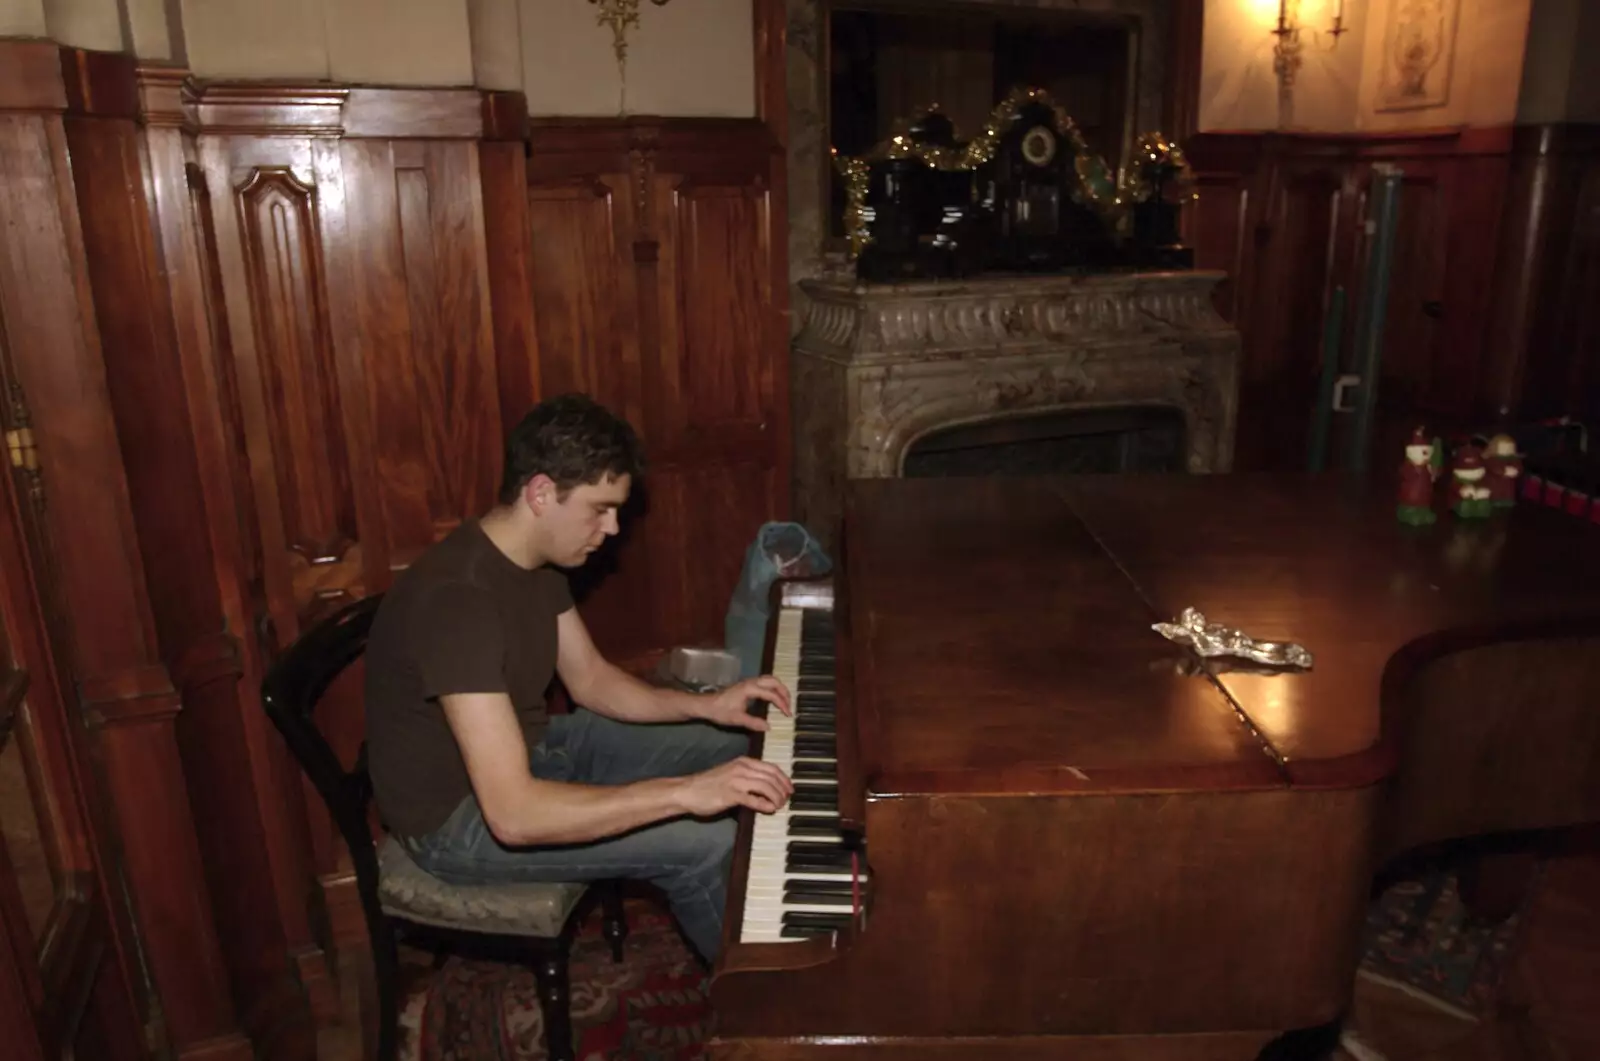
(491, 774, 690, 846)
(572, 661, 706, 723)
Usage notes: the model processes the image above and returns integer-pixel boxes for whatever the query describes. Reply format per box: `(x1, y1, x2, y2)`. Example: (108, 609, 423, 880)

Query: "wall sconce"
(589, 0, 672, 113)
(589, 0, 673, 68)
(1271, 0, 1347, 89)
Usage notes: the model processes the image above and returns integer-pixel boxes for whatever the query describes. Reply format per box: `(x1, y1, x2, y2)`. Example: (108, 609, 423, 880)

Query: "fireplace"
(790, 269, 1241, 548)
(901, 405, 1186, 479)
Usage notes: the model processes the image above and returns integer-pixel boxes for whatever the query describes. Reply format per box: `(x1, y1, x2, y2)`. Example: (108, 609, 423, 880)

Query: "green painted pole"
(1349, 164, 1403, 475)
(1307, 285, 1346, 472)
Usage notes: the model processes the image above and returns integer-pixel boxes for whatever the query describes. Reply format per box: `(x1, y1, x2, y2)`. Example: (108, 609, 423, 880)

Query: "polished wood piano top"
(845, 474, 1600, 794)
(1058, 474, 1600, 775)
(713, 472, 1600, 1058)
(845, 477, 1276, 796)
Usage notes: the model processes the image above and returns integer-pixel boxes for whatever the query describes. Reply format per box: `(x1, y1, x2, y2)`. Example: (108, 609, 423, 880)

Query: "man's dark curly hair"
(497, 393, 645, 504)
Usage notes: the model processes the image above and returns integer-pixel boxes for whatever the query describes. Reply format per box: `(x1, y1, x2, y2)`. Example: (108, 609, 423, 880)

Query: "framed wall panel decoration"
(1375, 0, 1461, 113)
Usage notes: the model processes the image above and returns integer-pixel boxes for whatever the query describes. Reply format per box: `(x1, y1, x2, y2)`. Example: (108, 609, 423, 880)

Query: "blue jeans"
(402, 709, 750, 961)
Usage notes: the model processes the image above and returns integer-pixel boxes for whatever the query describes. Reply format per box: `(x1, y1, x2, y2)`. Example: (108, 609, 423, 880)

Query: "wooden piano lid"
(1058, 472, 1600, 784)
(843, 475, 1600, 797)
(842, 477, 1282, 797)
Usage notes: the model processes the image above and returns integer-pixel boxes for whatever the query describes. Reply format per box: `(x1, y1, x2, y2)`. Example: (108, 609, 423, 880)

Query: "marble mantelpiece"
(791, 270, 1241, 545)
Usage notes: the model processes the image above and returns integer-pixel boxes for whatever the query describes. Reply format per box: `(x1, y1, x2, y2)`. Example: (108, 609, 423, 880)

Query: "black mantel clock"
(833, 88, 1173, 280)
(977, 98, 1116, 271)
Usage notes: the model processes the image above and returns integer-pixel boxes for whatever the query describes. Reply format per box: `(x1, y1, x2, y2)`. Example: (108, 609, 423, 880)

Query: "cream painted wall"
(3, 0, 177, 56)
(470, 0, 523, 92)
(1199, 0, 1367, 131)
(45, 0, 122, 50)
(0, 0, 47, 38)
(179, 0, 475, 84)
(3, 0, 758, 117)
(519, 0, 754, 117)
(1356, 0, 1530, 131)
(1200, 0, 1533, 133)
(125, 0, 176, 59)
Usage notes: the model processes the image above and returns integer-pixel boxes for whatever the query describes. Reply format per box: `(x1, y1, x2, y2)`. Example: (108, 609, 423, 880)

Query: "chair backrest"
(260, 595, 385, 881)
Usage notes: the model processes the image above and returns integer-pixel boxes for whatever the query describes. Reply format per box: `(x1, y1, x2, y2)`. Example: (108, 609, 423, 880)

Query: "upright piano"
(710, 474, 1600, 1061)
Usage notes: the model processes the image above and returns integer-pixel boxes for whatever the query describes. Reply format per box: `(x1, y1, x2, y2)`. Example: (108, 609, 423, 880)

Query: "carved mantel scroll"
(791, 270, 1241, 544)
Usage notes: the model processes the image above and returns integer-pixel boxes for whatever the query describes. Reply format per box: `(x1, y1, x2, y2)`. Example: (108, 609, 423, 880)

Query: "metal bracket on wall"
(1331, 374, 1361, 413)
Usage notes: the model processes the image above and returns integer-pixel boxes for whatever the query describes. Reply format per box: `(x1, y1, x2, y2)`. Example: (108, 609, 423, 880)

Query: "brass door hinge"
(5, 426, 36, 471)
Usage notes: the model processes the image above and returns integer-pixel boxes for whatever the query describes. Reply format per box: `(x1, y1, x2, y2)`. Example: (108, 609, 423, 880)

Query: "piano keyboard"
(738, 605, 864, 943)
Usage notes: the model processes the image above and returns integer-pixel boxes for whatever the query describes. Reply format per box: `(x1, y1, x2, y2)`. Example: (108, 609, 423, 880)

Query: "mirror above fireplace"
(827, 1, 1143, 239)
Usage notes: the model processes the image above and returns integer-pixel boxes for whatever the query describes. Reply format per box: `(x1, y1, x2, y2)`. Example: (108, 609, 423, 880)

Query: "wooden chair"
(260, 594, 626, 1061)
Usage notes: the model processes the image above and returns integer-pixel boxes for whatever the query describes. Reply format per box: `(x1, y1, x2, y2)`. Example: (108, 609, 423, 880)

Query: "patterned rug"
(401, 868, 1535, 1060)
(399, 903, 711, 1061)
(1356, 866, 1534, 1018)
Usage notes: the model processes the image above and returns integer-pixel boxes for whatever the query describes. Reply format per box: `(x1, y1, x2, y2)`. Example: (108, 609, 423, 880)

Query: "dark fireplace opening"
(901, 406, 1185, 478)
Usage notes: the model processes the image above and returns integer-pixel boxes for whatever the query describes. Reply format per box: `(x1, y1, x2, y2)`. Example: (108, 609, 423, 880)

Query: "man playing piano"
(364, 393, 794, 963)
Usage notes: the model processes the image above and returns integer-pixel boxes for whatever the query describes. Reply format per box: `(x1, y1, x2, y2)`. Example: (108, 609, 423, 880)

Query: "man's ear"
(523, 473, 557, 514)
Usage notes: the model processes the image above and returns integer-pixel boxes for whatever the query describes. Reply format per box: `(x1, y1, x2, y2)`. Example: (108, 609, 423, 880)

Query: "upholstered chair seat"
(376, 837, 589, 938)
(260, 594, 626, 1061)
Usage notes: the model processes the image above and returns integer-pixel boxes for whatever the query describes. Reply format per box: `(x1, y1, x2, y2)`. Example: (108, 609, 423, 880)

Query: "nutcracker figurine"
(1485, 433, 1522, 508)
(1397, 427, 1443, 525)
(1450, 445, 1493, 519)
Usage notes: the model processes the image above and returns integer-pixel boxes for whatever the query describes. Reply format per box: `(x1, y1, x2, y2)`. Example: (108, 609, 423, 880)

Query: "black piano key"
(787, 853, 854, 873)
(791, 789, 838, 812)
(794, 737, 835, 757)
(783, 887, 854, 906)
(791, 761, 836, 780)
(780, 925, 834, 938)
(786, 841, 854, 861)
(780, 876, 857, 889)
(782, 911, 854, 931)
(787, 816, 841, 837)
(787, 839, 854, 857)
(795, 718, 835, 736)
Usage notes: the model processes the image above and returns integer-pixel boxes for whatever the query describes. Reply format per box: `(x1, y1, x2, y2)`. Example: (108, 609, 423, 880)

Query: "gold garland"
(832, 87, 1121, 260)
(1118, 132, 1198, 205)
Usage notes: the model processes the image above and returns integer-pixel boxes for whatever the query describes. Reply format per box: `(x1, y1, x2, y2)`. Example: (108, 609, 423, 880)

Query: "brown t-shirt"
(365, 520, 573, 840)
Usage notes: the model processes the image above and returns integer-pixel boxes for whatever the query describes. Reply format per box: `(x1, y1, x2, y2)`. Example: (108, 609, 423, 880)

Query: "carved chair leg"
(532, 936, 575, 1061)
(371, 918, 402, 1061)
(601, 880, 629, 962)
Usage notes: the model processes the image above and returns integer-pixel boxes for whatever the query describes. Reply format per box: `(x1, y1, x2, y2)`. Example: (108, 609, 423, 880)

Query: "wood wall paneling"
(0, 202, 148, 1061)
(62, 62, 309, 1052)
(140, 63, 340, 1048)
(1485, 125, 1600, 423)
(190, 80, 512, 981)
(1185, 129, 1517, 470)
(0, 40, 247, 1061)
(5, 30, 796, 1061)
(518, 121, 791, 662)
